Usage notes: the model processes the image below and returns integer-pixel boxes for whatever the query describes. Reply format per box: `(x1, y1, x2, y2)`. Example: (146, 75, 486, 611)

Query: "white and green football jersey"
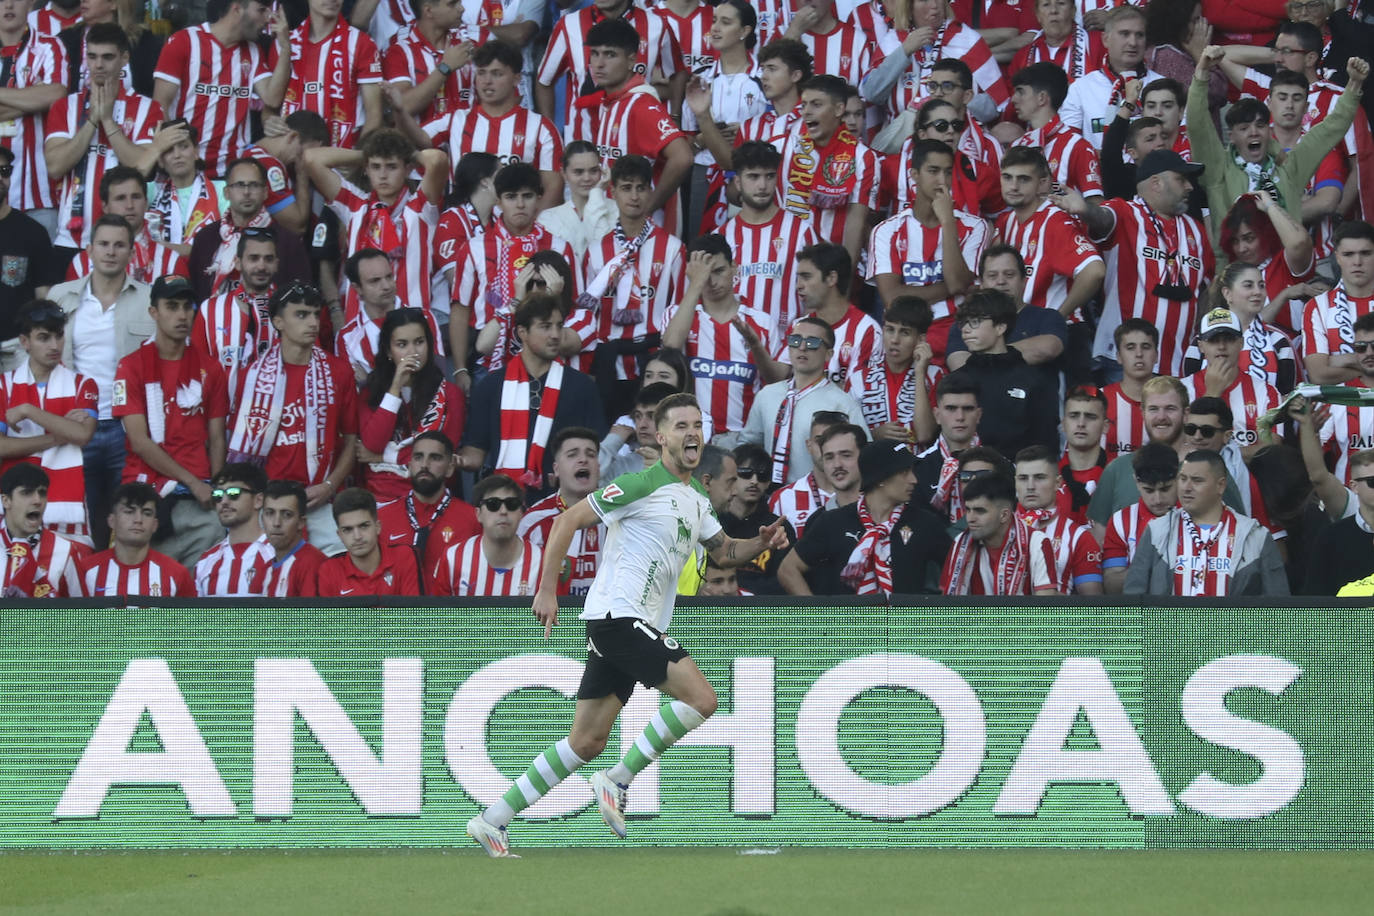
(581, 462, 724, 632)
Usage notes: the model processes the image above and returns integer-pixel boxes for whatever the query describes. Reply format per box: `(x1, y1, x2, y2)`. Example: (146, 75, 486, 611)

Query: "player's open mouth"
(684, 443, 700, 458)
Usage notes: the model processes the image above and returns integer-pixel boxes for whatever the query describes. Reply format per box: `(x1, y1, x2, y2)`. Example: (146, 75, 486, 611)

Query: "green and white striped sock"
(483, 738, 587, 828)
(607, 700, 706, 785)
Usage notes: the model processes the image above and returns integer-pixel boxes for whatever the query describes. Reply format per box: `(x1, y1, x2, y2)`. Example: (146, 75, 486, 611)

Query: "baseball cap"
(151, 274, 195, 304)
(859, 440, 915, 491)
(1198, 307, 1242, 340)
(1136, 149, 1205, 184)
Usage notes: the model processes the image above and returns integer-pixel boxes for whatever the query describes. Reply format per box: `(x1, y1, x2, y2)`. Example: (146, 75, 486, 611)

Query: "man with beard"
(377, 431, 479, 578)
(466, 393, 788, 857)
(519, 427, 605, 597)
(194, 463, 274, 597)
(194, 228, 281, 403)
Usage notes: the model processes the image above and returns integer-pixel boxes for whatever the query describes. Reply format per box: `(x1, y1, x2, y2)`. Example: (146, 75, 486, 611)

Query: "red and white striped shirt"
(588, 82, 687, 230)
(66, 233, 189, 285)
(767, 473, 833, 539)
(1021, 510, 1102, 593)
(866, 206, 989, 323)
(1011, 117, 1103, 197)
(382, 26, 472, 122)
(941, 527, 1057, 595)
(1102, 382, 1146, 458)
(452, 221, 578, 346)
(992, 199, 1103, 321)
(336, 310, 384, 379)
(423, 103, 562, 171)
(1102, 499, 1155, 573)
(656, 3, 714, 74)
(0, 364, 97, 539)
(878, 19, 1009, 119)
(518, 493, 603, 596)
(1303, 285, 1374, 364)
(26, 4, 80, 37)
(277, 19, 383, 148)
(1318, 391, 1374, 485)
(154, 25, 273, 176)
(719, 209, 817, 333)
(673, 302, 777, 433)
(330, 179, 440, 311)
(429, 534, 543, 596)
(1180, 372, 1280, 448)
(45, 88, 162, 249)
(3, 30, 66, 210)
(194, 285, 276, 406)
(194, 535, 274, 597)
(259, 539, 326, 597)
(75, 548, 195, 597)
(800, 20, 872, 88)
(0, 527, 85, 598)
(537, 6, 680, 139)
(1090, 198, 1213, 376)
(774, 125, 880, 248)
(1008, 27, 1104, 80)
(782, 305, 880, 390)
(736, 103, 802, 146)
(572, 224, 685, 380)
(1168, 508, 1241, 597)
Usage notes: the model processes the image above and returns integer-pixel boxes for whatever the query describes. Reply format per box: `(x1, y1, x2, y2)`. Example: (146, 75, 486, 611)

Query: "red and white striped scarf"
(1101, 55, 1143, 108)
(945, 515, 1033, 596)
(1173, 508, 1238, 597)
(770, 377, 825, 485)
(495, 358, 564, 488)
(4, 362, 86, 531)
(374, 381, 457, 476)
(227, 343, 336, 483)
(151, 171, 221, 244)
(841, 496, 905, 595)
(210, 210, 273, 294)
(930, 434, 979, 521)
(580, 220, 653, 326)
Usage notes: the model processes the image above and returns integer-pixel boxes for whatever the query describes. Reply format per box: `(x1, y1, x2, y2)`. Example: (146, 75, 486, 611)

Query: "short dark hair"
(1125, 116, 1164, 151)
(358, 128, 415, 164)
(1188, 396, 1234, 428)
(793, 315, 835, 349)
(809, 409, 849, 433)
(883, 296, 932, 334)
(733, 140, 781, 172)
(694, 444, 732, 482)
(653, 392, 701, 428)
(1000, 144, 1050, 178)
(1334, 220, 1374, 249)
(1132, 441, 1181, 486)
(1354, 313, 1374, 336)
(472, 39, 522, 72)
(732, 443, 772, 474)
(929, 57, 973, 90)
(800, 74, 850, 104)
(15, 299, 67, 336)
(111, 482, 159, 512)
(454, 152, 500, 203)
(236, 225, 277, 258)
(332, 486, 378, 521)
(0, 145, 12, 165)
(414, 430, 455, 455)
(85, 21, 130, 54)
(962, 471, 1016, 506)
(1014, 444, 1058, 469)
(959, 447, 1012, 477)
(91, 213, 134, 245)
(1011, 62, 1069, 110)
(909, 138, 955, 174)
(1065, 385, 1107, 411)
(549, 426, 599, 457)
(686, 233, 732, 262)
(1276, 20, 1323, 53)
(757, 38, 813, 82)
(1225, 98, 1270, 129)
(99, 165, 145, 204)
(263, 479, 307, 515)
(586, 18, 640, 54)
(212, 462, 267, 492)
(1140, 77, 1185, 107)
(1114, 317, 1160, 348)
(979, 242, 1026, 277)
(610, 154, 654, 186)
(473, 473, 524, 504)
(345, 247, 391, 286)
(1270, 69, 1310, 94)
(512, 291, 564, 331)
(797, 242, 852, 297)
(225, 156, 268, 184)
(818, 422, 867, 451)
(935, 374, 980, 404)
(0, 462, 48, 496)
(284, 110, 330, 145)
(268, 281, 323, 318)
(495, 161, 543, 197)
(1182, 449, 1228, 480)
(636, 382, 679, 410)
(956, 288, 1017, 330)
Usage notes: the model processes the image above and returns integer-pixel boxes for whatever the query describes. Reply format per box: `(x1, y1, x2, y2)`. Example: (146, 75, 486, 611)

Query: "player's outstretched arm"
(534, 497, 601, 637)
(703, 518, 790, 569)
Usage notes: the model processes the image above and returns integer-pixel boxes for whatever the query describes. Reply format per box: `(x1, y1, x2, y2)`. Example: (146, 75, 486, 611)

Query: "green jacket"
(1186, 72, 1361, 247)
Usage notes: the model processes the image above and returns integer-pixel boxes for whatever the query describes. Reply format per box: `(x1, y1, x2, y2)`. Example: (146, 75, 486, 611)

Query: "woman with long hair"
(1183, 260, 1300, 394)
(641, 347, 693, 394)
(358, 308, 466, 501)
(146, 120, 224, 257)
(1218, 191, 1327, 335)
(883, 97, 988, 214)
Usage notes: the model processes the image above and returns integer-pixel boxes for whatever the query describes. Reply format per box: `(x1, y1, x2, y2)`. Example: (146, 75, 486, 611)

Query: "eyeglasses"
(1182, 423, 1223, 438)
(737, 468, 763, 480)
(1353, 476, 1374, 488)
(1273, 45, 1310, 56)
(1353, 341, 1374, 353)
(211, 486, 251, 503)
(921, 79, 963, 94)
(0, 165, 13, 178)
(958, 469, 991, 483)
(227, 181, 265, 192)
(1287, 0, 1327, 12)
(480, 496, 523, 512)
(921, 118, 966, 133)
(787, 334, 826, 350)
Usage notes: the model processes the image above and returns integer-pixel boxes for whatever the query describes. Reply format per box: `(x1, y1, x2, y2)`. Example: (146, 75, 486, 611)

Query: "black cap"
(151, 274, 195, 303)
(1136, 149, 1205, 184)
(859, 441, 915, 491)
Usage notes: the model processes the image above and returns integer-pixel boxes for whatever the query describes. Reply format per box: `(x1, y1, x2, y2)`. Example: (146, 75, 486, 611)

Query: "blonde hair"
(1141, 375, 1187, 407)
(890, 0, 950, 34)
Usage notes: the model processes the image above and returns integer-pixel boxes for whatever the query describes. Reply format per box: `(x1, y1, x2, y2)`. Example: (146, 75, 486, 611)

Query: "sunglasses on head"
(241, 226, 277, 241)
(211, 486, 250, 503)
(787, 334, 826, 350)
(1183, 423, 1223, 438)
(23, 304, 66, 325)
(958, 468, 991, 483)
(921, 118, 967, 133)
(1353, 341, 1374, 353)
(481, 496, 523, 512)
(273, 280, 324, 309)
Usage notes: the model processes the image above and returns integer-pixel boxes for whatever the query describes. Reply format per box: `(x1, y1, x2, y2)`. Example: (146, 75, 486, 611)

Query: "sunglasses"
(211, 486, 251, 503)
(1182, 424, 1223, 438)
(787, 334, 826, 350)
(0, 165, 13, 178)
(958, 469, 991, 483)
(241, 226, 277, 241)
(480, 496, 523, 512)
(273, 280, 324, 308)
(1354, 476, 1374, 488)
(921, 118, 967, 133)
(1352, 342, 1374, 353)
(737, 468, 763, 480)
(23, 304, 66, 324)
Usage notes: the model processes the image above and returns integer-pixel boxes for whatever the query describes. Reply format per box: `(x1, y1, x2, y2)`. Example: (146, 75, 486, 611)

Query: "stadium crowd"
(1, 0, 1373, 600)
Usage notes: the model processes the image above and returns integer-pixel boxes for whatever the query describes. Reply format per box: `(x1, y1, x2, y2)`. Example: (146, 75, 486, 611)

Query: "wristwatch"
(436, 61, 454, 77)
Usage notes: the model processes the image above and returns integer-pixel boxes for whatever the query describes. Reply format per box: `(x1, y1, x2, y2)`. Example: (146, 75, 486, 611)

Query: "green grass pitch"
(3, 849, 1372, 915)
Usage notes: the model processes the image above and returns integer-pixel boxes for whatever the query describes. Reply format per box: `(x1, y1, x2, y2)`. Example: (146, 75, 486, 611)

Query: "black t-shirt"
(1304, 514, 1374, 595)
(463, 361, 609, 468)
(0, 208, 57, 341)
(721, 505, 795, 595)
(794, 500, 952, 595)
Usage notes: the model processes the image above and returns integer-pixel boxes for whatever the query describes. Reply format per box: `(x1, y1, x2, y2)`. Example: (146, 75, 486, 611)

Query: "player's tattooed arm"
(705, 520, 790, 568)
